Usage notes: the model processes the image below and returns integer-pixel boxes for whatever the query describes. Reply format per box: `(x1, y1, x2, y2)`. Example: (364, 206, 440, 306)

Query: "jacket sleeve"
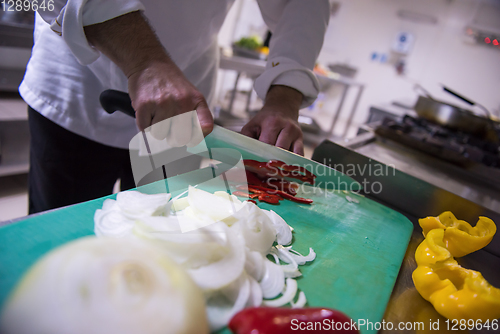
(35, 0, 145, 65)
(255, 0, 330, 108)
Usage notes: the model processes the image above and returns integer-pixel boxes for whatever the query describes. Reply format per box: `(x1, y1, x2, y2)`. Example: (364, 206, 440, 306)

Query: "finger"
(195, 100, 214, 137)
(258, 124, 281, 146)
(292, 138, 304, 156)
(240, 122, 260, 139)
(149, 99, 176, 140)
(150, 116, 171, 141)
(275, 127, 295, 151)
(135, 102, 155, 131)
(169, 113, 192, 147)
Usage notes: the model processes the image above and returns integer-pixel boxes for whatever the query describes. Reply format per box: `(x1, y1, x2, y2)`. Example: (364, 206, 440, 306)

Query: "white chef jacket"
(20, 0, 329, 149)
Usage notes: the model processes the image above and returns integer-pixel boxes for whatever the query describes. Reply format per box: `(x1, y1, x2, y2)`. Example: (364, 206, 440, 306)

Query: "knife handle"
(99, 89, 136, 118)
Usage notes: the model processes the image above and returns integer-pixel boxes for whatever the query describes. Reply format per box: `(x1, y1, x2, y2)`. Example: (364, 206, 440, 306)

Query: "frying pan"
(413, 85, 499, 140)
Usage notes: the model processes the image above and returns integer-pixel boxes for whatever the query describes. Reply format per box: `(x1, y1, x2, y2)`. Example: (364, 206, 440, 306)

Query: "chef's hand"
(127, 60, 213, 136)
(241, 85, 304, 155)
(84, 11, 214, 137)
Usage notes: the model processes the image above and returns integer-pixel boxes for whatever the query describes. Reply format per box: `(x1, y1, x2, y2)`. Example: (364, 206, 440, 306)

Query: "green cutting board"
(0, 165, 412, 334)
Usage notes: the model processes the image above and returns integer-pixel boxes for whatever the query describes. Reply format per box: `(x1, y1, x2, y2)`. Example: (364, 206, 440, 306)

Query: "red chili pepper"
(267, 160, 316, 183)
(233, 190, 260, 199)
(232, 191, 250, 197)
(265, 178, 298, 196)
(245, 170, 298, 196)
(258, 193, 281, 204)
(237, 185, 266, 194)
(243, 160, 315, 185)
(228, 307, 360, 334)
(246, 200, 257, 205)
(237, 185, 312, 205)
(243, 184, 279, 194)
(275, 190, 313, 205)
(244, 185, 313, 205)
(245, 170, 266, 186)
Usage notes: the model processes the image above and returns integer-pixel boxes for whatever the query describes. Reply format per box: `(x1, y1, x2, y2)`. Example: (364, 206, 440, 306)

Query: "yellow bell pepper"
(419, 211, 496, 257)
(412, 228, 500, 321)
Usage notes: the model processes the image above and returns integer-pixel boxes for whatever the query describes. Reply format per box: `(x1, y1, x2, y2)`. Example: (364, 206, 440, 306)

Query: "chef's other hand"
(127, 61, 214, 137)
(84, 11, 213, 137)
(241, 85, 304, 156)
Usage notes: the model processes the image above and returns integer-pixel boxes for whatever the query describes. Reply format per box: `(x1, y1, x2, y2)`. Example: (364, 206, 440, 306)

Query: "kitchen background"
(1, 0, 499, 221)
(216, 0, 500, 137)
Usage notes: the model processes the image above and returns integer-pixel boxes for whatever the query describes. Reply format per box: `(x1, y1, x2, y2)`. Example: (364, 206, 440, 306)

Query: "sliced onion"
(263, 278, 298, 307)
(94, 209, 133, 238)
(134, 218, 224, 245)
(205, 274, 251, 331)
(288, 247, 317, 265)
(101, 198, 118, 211)
(188, 186, 243, 222)
(269, 247, 300, 276)
(171, 197, 190, 212)
(268, 251, 280, 265)
(247, 276, 263, 307)
(186, 223, 246, 291)
(134, 216, 181, 233)
(259, 260, 285, 299)
(244, 250, 265, 281)
(291, 291, 307, 308)
(116, 191, 171, 218)
(284, 270, 302, 278)
(231, 204, 276, 256)
(275, 245, 316, 265)
(90, 189, 317, 329)
(264, 210, 293, 245)
(0, 237, 208, 334)
(213, 191, 240, 203)
(134, 230, 228, 269)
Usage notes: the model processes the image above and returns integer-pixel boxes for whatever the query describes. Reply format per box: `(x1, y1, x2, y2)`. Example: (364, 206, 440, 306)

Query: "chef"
(21, 0, 329, 213)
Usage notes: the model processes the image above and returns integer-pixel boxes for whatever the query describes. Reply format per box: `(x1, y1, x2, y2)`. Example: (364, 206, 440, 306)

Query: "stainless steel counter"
(339, 132, 500, 214)
(312, 136, 500, 333)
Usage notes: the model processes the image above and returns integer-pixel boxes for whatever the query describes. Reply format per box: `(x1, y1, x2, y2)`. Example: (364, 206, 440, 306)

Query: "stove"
(375, 115, 500, 186)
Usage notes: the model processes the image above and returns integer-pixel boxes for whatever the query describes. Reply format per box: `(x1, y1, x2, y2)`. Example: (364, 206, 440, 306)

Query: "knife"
(99, 90, 361, 191)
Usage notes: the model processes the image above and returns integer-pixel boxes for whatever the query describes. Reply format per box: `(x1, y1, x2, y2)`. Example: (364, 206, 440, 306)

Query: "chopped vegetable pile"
(93, 188, 316, 331)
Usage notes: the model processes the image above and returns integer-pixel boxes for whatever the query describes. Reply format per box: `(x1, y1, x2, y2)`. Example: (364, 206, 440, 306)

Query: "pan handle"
(442, 86, 475, 106)
(441, 85, 493, 121)
(100, 89, 136, 118)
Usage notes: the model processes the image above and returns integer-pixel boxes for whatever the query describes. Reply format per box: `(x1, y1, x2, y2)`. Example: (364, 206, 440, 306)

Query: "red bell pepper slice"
(264, 178, 298, 196)
(229, 307, 360, 334)
(257, 193, 281, 204)
(232, 190, 250, 197)
(244, 159, 315, 185)
(246, 171, 298, 196)
(244, 185, 313, 205)
(267, 160, 316, 182)
(233, 191, 259, 199)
